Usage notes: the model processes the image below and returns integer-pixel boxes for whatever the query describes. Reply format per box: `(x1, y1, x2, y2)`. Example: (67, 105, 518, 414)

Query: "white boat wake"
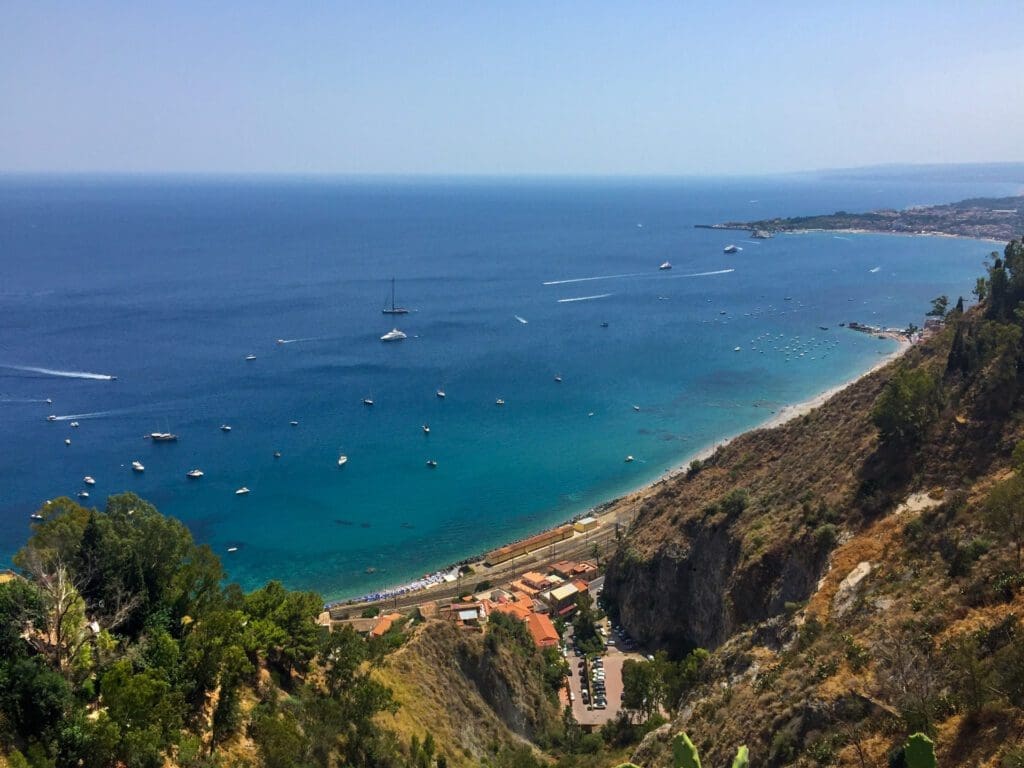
(514, 315, 529, 324)
(543, 272, 646, 286)
(558, 293, 613, 303)
(2, 365, 117, 381)
(49, 411, 116, 421)
(668, 268, 736, 279)
(869, 266, 881, 273)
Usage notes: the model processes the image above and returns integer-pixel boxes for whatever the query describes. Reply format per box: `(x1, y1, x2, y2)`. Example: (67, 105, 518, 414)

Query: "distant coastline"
(698, 193, 1023, 241)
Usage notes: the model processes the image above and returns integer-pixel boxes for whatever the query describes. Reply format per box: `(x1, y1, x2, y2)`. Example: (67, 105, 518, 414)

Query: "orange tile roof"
(526, 612, 560, 648)
(490, 601, 532, 621)
(369, 612, 403, 638)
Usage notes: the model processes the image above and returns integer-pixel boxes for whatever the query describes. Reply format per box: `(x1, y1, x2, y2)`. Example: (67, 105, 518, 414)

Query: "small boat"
(588, 412, 595, 417)
(30, 513, 44, 521)
(276, 338, 286, 345)
(70, 421, 79, 428)
(131, 461, 145, 472)
(436, 389, 446, 399)
(426, 459, 438, 468)
(495, 398, 505, 406)
(819, 326, 829, 331)
(554, 375, 563, 383)
(625, 455, 634, 463)
(600, 321, 609, 328)
(363, 398, 374, 406)
(382, 277, 410, 315)
(245, 354, 256, 361)
(220, 424, 232, 432)
(47, 415, 57, 422)
(659, 261, 672, 270)
(235, 487, 250, 495)
(423, 424, 430, 434)
(147, 432, 178, 442)
(227, 546, 238, 553)
(380, 328, 407, 342)
(83, 476, 95, 485)
(734, 346, 741, 352)
(77, 491, 89, 499)
(64, 438, 71, 446)
(337, 455, 348, 467)
(632, 405, 640, 412)
(45, 398, 52, 404)
(186, 469, 204, 479)
(289, 420, 299, 426)
(273, 451, 282, 458)
(723, 244, 739, 254)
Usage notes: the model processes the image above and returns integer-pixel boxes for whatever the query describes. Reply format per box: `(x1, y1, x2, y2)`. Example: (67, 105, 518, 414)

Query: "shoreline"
(329, 337, 911, 611)
(700, 225, 1006, 245)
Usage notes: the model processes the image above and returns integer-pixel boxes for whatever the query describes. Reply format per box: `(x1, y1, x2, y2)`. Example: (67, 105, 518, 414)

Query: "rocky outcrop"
(604, 513, 827, 651)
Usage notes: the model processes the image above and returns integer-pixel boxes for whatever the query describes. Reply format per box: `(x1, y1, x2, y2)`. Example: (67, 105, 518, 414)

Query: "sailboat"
(382, 278, 409, 315)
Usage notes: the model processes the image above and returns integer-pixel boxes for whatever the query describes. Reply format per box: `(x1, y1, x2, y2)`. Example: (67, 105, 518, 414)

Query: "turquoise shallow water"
(0, 176, 1013, 599)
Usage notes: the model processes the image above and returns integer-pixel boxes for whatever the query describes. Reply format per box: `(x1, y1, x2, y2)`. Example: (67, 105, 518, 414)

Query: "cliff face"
(606, 510, 828, 651)
(603, 355, 895, 653)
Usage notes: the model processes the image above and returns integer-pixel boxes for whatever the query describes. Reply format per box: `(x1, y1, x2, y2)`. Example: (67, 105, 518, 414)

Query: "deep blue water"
(0, 175, 1014, 599)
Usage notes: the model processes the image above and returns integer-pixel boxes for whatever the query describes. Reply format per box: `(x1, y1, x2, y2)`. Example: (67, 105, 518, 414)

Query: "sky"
(1, 1, 1023, 176)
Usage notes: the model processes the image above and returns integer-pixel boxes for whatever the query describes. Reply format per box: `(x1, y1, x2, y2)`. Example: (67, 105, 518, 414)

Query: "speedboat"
(436, 389, 446, 399)
(426, 459, 438, 468)
(47, 415, 57, 421)
(70, 421, 79, 428)
(625, 455, 635, 463)
(235, 487, 250, 495)
(659, 261, 672, 270)
(83, 476, 95, 485)
(632, 405, 640, 411)
(147, 432, 178, 442)
(554, 375, 563, 383)
(495, 398, 505, 406)
(723, 244, 739, 254)
(45, 398, 52, 404)
(423, 424, 430, 434)
(227, 546, 239, 553)
(186, 469, 204, 479)
(131, 461, 145, 472)
(276, 339, 286, 345)
(289, 420, 299, 426)
(363, 398, 374, 406)
(220, 424, 232, 432)
(30, 513, 44, 521)
(245, 354, 256, 361)
(734, 346, 741, 352)
(77, 491, 89, 499)
(380, 328, 407, 342)
(64, 438, 71, 446)
(337, 455, 348, 467)
(273, 451, 282, 458)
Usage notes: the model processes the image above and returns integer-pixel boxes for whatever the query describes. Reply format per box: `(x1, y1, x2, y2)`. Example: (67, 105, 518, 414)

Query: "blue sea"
(0, 175, 1015, 600)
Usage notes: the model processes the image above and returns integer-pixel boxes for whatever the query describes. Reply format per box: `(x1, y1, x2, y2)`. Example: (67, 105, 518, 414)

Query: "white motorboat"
(436, 389, 446, 399)
(337, 455, 348, 467)
(131, 461, 145, 472)
(235, 487, 250, 495)
(625, 455, 635, 463)
(83, 476, 95, 485)
(77, 491, 89, 499)
(422, 424, 430, 434)
(633, 405, 640, 411)
(289, 420, 299, 426)
(70, 421, 79, 428)
(363, 398, 374, 406)
(724, 244, 739, 254)
(380, 328, 407, 342)
(426, 459, 438, 468)
(186, 469, 204, 479)
(147, 432, 178, 442)
(554, 375, 562, 383)
(64, 438, 71, 445)
(30, 513, 44, 521)
(47, 415, 57, 421)
(220, 424, 232, 432)
(245, 354, 256, 361)
(495, 398, 505, 406)
(227, 546, 238, 552)
(659, 261, 672, 270)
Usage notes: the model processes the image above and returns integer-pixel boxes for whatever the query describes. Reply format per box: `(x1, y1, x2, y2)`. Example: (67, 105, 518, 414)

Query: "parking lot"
(564, 623, 645, 726)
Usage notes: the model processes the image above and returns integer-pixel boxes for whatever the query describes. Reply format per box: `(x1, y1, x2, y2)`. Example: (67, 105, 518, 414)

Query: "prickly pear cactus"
(672, 733, 702, 768)
(904, 733, 937, 768)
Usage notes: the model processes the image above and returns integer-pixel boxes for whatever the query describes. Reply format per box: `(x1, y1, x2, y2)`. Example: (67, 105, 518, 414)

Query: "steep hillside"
(375, 621, 562, 768)
(604, 238, 1024, 765)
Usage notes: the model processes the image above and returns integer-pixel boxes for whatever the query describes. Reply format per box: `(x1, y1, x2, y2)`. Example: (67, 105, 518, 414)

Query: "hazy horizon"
(3, 2, 1023, 176)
